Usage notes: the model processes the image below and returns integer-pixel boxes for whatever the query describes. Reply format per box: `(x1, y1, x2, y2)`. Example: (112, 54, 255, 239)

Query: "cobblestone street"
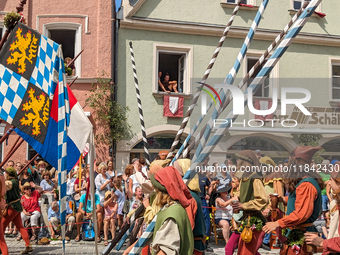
(5, 236, 322, 255)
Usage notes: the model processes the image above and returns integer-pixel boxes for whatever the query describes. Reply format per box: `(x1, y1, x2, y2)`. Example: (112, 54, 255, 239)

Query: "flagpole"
(0, 127, 14, 146)
(0, 0, 27, 151)
(129, 42, 151, 166)
(184, 0, 322, 183)
(192, 0, 270, 163)
(177, 0, 309, 160)
(89, 137, 99, 255)
(67, 49, 84, 68)
(0, 138, 24, 169)
(166, 0, 242, 160)
(0, 0, 27, 51)
(170, 0, 269, 165)
(68, 76, 78, 88)
(57, 54, 71, 255)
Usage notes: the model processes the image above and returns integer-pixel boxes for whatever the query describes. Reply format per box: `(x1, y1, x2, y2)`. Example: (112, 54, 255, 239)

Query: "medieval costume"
(122, 160, 170, 255)
(260, 156, 285, 250)
(150, 166, 196, 255)
(230, 150, 269, 255)
(263, 146, 324, 255)
(327, 194, 339, 239)
(304, 162, 340, 254)
(174, 159, 206, 255)
(1, 167, 32, 255)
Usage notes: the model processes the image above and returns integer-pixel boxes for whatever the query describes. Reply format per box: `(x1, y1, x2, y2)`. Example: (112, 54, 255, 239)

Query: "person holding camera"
(95, 162, 115, 207)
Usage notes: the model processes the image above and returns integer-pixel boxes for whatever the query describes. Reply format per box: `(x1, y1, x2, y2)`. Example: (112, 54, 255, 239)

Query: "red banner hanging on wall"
(163, 95, 184, 117)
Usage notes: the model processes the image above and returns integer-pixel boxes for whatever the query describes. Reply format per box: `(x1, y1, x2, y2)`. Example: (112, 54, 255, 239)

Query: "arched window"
(322, 139, 340, 157)
(130, 134, 187, 162)
(228, 136, 289, 162)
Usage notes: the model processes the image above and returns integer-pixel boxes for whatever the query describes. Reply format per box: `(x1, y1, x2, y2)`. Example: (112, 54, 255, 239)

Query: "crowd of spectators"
(3, 151, 338, 252)
(3, 156, 150, 247)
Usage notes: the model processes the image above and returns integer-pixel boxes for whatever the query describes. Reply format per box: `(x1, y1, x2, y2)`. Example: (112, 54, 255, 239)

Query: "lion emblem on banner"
(6, 27, 38, 74)
(20, 87, 49, 136)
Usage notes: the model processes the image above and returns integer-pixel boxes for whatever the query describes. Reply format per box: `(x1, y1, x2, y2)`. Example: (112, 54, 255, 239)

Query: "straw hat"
(37, 161, 48, 168)
(21, 182, 32, 191)
(104, 191, 112, 200)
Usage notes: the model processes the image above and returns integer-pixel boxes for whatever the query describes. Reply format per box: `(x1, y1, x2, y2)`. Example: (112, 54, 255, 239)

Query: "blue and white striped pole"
(179, 0, 308, 161)
(130, 2, 270, 254)
(194, 0, 269, 161)
(166, 0, 242, 160)
(116, 222, 136, 251)
(57, 56, 70, 254)
(171, 0, 269, 165)
(128, 216, 157, 255)
(184, 0, 322, 183)
(129, 0, 322, 252)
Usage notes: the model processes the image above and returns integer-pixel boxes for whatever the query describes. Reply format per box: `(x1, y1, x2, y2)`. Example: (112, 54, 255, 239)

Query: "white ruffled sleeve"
(152, 218, 180, 255)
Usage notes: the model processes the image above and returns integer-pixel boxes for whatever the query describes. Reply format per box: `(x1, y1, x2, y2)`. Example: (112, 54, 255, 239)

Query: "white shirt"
(130, 174, 140, 194)
(215, 198, 233, 220)
(66, 178, 76, 196)
(95, 173, 112, 205)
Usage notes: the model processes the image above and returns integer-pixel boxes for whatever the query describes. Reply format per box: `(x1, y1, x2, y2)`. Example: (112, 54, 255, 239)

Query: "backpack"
(81, 220, 95, 241)
(38, 223, 50, 240)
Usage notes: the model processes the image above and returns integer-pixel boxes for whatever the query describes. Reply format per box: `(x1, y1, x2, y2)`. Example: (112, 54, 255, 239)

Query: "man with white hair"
(255, 149, 262, 160)
(48, 201, 75, 240)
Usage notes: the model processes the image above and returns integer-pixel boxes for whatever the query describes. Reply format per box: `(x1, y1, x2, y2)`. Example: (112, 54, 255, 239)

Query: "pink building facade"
(0, 0, 112, 165)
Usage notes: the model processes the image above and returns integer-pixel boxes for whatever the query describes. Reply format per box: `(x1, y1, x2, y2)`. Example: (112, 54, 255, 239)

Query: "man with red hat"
(263, 146, 325, 255)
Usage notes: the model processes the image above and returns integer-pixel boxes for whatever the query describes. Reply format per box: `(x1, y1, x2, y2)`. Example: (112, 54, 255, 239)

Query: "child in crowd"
(103, 190, 118, 246)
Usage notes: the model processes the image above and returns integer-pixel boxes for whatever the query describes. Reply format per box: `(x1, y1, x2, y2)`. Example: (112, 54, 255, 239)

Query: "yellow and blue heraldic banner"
(0, 22, 81, 169)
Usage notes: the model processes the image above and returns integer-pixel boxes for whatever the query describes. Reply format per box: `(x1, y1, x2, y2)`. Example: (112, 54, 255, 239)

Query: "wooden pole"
(0, 0, 28, 160)
(0, 138, 24, 169)
(68, 76, 78, 88)
(6, 136, 21, 157)
(0, 127, 14, 146)
(67, 49, 84, 68)
(0, 0, 27, 51)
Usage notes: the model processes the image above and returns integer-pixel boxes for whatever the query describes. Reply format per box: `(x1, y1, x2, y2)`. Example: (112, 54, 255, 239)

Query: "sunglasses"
(24, 187, 31, 190)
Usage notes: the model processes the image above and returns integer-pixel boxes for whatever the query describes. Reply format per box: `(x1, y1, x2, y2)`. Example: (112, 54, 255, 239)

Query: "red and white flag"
(163, 95, 184, 117)
(254, 99, 273, 121)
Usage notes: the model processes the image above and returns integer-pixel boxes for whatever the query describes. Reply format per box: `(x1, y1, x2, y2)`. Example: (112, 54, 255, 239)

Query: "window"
(222, 0, 256, 5)
(27, 144, 38, 161)
(0, 24, 5, 41)
(43, 23, 82, 77)
(291, 0, 321, 11)
(130, 134, 187, 162)
(293, 0, 308, 10)
(226, 0, 247, 3)
(49, 30, 76, 60)
(49, 29, 76, 76)
(158, 53, 185, 93)
(246, 57, 270, 97)
(332, 64, 340, 100)
(154, 43, 193, 94)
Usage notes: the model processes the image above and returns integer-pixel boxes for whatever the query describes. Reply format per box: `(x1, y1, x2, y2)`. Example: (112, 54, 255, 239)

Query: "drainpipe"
(111, 0, 117, 163)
